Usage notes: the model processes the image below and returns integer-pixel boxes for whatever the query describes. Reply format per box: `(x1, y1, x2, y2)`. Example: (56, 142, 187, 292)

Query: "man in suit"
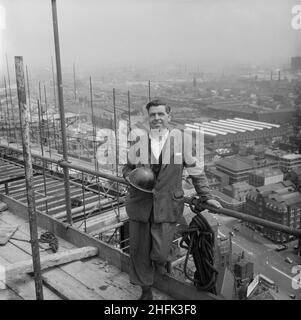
(122, 99, 221, 300)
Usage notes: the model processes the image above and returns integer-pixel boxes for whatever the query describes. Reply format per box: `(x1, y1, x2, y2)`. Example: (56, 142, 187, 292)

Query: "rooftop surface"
(185, 118, 281, 137)
(0, 206, 171, 301)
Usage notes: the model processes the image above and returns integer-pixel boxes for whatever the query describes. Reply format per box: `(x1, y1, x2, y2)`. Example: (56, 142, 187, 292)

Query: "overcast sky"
(0, 0, 300, 73)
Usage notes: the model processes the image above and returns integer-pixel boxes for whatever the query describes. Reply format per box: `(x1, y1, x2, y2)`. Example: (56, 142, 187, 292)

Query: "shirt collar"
(149, 128, 169, 141)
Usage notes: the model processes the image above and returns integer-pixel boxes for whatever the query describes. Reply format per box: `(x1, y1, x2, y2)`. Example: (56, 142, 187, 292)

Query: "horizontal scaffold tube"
(1, 143, 301, 238)
(186, 197, 301, 238)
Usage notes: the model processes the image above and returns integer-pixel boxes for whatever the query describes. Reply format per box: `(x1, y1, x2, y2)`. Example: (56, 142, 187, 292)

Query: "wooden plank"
(0, 212, 106, 301)
(0, 242, 61, 300)
(0, 164, 23, 171)
(35, 189, 83, 206)
(5, 176, 45, 191)
(62, 259, 172, 300)
(0, 164, 19, 170)
(37, 190, 95, 211)
(50, 196, 102, 217)
(7, 178, 58, 194)
(0, 169, 25, 178)
(0, 226, 18, 245)
(0, 288, 23, 300)
(5, 246, 98, 279)
(0, 172, 25, 180)
(0, 174, 25, 185)
(42, 269, 105, 300)
(13, 180, 62, 197)
(61, 260, 137, 300)
(12, 182, 69, 199)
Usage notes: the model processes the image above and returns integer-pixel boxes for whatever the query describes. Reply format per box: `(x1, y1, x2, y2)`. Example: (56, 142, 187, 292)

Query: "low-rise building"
(265, 150, 301, 172)
(206, 167, 229, 188)
(245, 181, 301, 243)
(280, 154, 301, 172)
(215, 155, 277, 184)
(223, 181, 254, 202)
(249, 167, 283, 187)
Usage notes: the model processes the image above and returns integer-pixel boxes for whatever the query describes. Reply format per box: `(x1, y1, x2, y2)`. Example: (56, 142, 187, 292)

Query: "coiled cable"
(179, 198, 218, 294)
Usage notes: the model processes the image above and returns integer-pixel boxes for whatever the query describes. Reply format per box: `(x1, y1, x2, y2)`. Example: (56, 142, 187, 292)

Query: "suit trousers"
(129, 216, 177, 287)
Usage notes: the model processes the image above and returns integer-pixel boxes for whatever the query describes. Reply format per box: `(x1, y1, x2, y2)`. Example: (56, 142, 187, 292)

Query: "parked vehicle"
(285, 257, 293, 264)
(275, 245, 287, 252)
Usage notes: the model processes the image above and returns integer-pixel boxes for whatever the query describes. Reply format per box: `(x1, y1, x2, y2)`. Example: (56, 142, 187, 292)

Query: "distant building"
(279, 154, 301, 172)
(278, 141, 300, 153)
(233, 259, 254, 281)
(203, 103, 295, 125)
(251, 144, 266, 157)
(249, 168, 284, 187)
(215, 267, 235, 300)
(266, 150, 301, 172)
(204, 148, 215, 163)
(291, 56, 301, 71)
(245, 181, 301, 243)
(248, 287, 276, 300)
(216, 236, 232, 271)
(206, 167, 229, 188)
(284, 166, 301, 190)
(215, 157, 252, 184)
(223, 181, 254, 202)
(215, 155, 277, 184)
(185, 118, 290, 148)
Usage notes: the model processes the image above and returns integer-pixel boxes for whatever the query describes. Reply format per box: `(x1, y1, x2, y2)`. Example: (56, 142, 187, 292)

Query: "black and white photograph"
(0, 0, 301, 305)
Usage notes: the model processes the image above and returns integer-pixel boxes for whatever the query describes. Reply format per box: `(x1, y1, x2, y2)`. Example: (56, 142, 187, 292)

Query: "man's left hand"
(205, 199, 222, 209)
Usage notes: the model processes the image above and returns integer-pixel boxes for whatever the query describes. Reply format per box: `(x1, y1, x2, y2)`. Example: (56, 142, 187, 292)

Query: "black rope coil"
(179, 198, 218, 295)
(39, 231, 59, 253)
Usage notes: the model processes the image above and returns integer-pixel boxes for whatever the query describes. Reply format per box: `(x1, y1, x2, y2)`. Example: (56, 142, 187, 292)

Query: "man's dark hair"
(145, 99, 171, 114)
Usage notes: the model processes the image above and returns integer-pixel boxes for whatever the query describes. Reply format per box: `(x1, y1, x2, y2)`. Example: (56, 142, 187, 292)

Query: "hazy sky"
(0, 0, 300, 72)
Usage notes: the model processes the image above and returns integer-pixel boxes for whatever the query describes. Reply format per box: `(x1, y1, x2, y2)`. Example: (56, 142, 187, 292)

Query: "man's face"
(148, 105, 171, 130)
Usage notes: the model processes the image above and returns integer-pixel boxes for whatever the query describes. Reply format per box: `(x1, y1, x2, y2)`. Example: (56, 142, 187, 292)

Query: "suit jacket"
(122, 129, 213, 223)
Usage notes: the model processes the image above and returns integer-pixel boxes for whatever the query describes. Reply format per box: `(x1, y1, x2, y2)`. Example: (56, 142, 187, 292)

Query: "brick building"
(245, 181, 301, 243)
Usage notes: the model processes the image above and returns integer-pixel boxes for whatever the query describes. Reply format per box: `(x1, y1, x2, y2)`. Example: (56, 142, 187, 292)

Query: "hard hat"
(126, 167, 155, 193)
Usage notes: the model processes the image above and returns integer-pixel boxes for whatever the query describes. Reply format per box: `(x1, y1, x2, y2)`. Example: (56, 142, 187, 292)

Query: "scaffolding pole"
(73, 63, 77, 103)
(51, 56, 57, 112)
(148, 80, 151, 102)
(15, 56, 44, 300)
(51, 0, 72, 224)
(113, 88, 120, 220)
